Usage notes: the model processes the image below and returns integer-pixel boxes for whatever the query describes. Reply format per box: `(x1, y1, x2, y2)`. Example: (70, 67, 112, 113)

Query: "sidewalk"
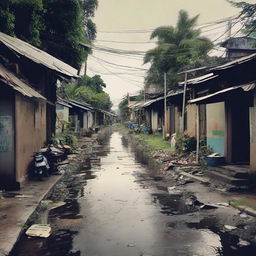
(0, 175, 63, 256)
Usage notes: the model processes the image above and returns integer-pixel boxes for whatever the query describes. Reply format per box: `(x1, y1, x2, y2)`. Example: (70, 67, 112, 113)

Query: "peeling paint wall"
(15, 94, 47, 185)
(206, 102, 225, 156)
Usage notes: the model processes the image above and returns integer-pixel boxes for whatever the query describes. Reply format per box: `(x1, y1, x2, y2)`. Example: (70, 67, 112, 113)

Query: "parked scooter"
(31, 151, 50, 180)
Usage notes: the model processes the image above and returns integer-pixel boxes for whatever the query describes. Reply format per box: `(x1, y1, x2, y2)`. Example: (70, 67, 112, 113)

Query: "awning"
(189, 82, 255, 104)
(0, 32, 78, 78)
(0, 64, 46, 100)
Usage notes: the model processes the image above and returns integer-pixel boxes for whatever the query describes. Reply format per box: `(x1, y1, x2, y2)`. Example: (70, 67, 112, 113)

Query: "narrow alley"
(10, 132, 256, 256)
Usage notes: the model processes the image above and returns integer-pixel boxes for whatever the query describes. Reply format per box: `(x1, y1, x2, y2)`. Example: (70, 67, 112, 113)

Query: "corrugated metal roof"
(179, 73, 218, 86)
(0, 64, 46, 100)
(142, 90, 183, 108)
(189, 82, 255, 104)
(210, 53, 256, 71)
(0, 32, 79, 78)
(57, 100, 73, 108)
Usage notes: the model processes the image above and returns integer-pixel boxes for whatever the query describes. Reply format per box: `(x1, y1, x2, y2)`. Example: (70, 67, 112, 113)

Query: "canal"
(10, 132, 256, 256)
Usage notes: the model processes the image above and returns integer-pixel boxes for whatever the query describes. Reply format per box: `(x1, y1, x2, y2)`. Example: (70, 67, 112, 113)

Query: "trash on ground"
(127, 243, 136, 247)
(48, 201, 66, 210)
(224, 225, 237, 231)
(25, 224, 51, 238)
(217, 202, 229, 207)
(237, 239, 250, 247)
(239, 212, 248, 218)
(15, 194, 34, 198)
(199, 203, 218, 210)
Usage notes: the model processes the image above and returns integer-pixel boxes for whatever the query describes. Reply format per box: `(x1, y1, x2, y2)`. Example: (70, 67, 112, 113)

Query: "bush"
(50, 133, 78, 149)
(175, 133, 196, 154)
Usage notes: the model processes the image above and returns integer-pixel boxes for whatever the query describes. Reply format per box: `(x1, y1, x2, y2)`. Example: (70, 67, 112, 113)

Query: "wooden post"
(181, 72, 188, 133)
(163, 73, 167, 138)
(196, 104, 200, 163)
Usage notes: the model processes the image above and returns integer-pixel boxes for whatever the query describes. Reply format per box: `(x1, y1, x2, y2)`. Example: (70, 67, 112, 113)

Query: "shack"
(0, 32, 78, 189)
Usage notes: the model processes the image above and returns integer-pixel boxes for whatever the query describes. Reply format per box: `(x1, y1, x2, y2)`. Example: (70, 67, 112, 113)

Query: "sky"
(86, 0, 253, 109)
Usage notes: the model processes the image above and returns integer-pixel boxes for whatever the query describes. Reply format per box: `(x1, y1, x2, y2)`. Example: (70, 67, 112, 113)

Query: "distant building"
(221, 36, 256, 60)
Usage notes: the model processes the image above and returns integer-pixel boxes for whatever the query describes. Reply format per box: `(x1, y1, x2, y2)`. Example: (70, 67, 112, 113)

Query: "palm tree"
(144, 10, 213, 88)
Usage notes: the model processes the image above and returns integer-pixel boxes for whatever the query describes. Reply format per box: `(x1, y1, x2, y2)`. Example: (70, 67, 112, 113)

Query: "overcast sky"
(87, 0, 253, 109)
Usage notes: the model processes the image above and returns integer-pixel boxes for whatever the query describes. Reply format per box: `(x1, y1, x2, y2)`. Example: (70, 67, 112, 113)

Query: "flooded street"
(10, 132, 256, 256)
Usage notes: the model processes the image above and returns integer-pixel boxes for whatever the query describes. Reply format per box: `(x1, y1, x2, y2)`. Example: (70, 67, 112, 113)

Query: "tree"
(63, 75, 112, 111)
(0, 0, 99, 69)
(227, 1, 256, 38)
(144, 10, 213, 89)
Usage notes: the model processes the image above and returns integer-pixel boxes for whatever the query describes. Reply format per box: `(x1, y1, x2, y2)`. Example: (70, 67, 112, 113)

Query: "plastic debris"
(26, 224, 51, 238)
(127, 243, 136, 247)
(237, 239, 250, 247)
(208, 153, 221, 157)
(15, 195, 34, 198)
(239, 213, 248, 218)
(224, 225, 237, 231)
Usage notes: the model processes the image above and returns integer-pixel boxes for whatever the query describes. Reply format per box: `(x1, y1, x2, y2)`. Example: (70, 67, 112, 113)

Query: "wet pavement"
(10, 132, 256, 256)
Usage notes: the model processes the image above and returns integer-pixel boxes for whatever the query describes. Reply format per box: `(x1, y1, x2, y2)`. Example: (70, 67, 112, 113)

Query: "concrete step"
(208, 165, 249, 179)
(203, 169, 249, 186)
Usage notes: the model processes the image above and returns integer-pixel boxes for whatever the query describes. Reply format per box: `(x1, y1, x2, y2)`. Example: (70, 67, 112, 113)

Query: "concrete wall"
(206, 102, 225, 156)
(83, 111, 88, 129)
(15, 94, 47, 185)
(0, 86, 16, 189)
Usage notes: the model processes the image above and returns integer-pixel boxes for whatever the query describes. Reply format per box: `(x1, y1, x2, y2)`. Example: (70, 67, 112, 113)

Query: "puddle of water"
(152, 192, 198, 215)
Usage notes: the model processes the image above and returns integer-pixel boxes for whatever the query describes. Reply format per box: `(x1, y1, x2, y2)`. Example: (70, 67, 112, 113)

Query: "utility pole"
(181, 72, 188, 133)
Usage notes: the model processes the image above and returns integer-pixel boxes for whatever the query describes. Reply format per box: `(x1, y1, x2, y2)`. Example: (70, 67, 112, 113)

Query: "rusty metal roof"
(0, 32, 78, 78)
(189, 82, 255, 104)
(0, 64, 46, 100)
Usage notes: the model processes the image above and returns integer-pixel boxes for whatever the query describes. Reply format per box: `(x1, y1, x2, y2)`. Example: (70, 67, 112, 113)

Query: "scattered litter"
(15, 194, 34, 198)
(48, 201, 66, 210)
(217, 202, 229, 207)
(199, 204, 218, 210)
(26, 224, 51, 238)
(224, 225, 237, 231)
(239, 212, 248, 218)
(167, 186, 176, 192)
(127, 243, 136, 247)
(237, 239, 250, 247)
(208, 153, 221, 157)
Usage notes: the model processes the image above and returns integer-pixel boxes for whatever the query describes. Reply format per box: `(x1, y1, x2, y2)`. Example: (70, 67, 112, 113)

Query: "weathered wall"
(15, 94, 47, 184)
(56, 104, 69, 133)
(88, 112, 94, 128)
(250, 92, 256, 172)
(83, 111, 88, 129)
(151, 109, 158, 132)
(0, 86, 16, 189)
(206, 102, 225, 156)
(186, 104, 197, 137)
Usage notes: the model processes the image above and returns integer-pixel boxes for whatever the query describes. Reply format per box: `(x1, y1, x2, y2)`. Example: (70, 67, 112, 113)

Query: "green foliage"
(227, 1, 256, 38)
(175, 133, 197, 154)
(0, 0, 98, 69)
(51, 133, 78, 149)
(63, 75, 112, 111)
(144, 10, 213, 88)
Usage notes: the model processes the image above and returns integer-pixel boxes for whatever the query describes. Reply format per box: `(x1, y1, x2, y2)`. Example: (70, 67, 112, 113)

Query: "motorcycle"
(31, 152, 50, 180)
